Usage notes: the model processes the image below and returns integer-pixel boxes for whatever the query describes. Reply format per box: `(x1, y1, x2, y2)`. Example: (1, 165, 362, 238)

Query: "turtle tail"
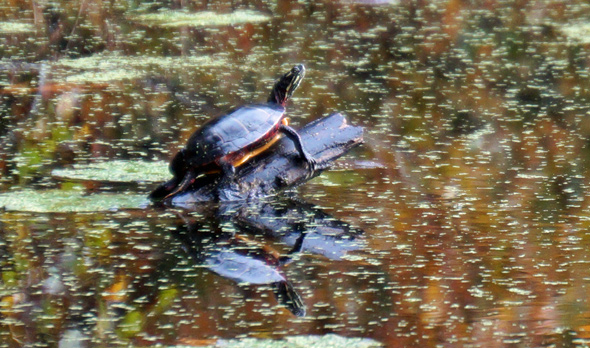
(273, 281, 306, 317)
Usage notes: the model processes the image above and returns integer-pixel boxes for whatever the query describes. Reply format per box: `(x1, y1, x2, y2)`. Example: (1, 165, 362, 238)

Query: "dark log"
(168, 112, 364, 205)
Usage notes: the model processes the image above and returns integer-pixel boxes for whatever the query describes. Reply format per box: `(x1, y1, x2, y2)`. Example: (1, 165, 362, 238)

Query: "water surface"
(2, 0, 590, 347)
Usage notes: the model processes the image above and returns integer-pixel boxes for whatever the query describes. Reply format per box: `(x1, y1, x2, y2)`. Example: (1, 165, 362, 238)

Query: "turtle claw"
(304, 154, 317, 178)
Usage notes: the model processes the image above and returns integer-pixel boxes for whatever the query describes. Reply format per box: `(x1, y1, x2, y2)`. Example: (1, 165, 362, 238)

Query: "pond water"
(2, 1, 590, 347)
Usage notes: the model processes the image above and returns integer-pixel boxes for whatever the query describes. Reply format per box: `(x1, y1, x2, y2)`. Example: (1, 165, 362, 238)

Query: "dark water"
(2, 0, 590, 347)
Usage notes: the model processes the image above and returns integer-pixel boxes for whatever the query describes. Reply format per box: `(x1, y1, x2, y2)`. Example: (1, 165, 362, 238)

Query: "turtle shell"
(185, 103, 286, 169)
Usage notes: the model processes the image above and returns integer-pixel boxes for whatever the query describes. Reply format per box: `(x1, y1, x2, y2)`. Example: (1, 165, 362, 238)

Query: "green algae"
(0, 22, 36, 34)
(55, 53, 225, 70)
(64, 68, 146, 84)
(197, 334, 383, 348)
(0, 189, 147, 213)
(560, 23, 590, 44)
(52, 53, 227, 83)
(51, 160, 169, 183)
(130, 9, 271, 28)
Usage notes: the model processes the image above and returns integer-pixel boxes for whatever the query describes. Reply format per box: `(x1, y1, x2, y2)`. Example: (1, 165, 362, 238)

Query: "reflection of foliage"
(118, 287, 178, 338)
(14, 125, 73, 183)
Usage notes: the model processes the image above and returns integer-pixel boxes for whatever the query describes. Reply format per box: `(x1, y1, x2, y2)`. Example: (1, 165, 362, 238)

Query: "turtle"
(150, 64, 316, 201)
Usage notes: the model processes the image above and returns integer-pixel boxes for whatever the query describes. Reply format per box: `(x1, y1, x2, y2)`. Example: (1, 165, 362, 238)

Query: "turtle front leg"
(218, 157, 237, 179)
(279, 124, 317, 175)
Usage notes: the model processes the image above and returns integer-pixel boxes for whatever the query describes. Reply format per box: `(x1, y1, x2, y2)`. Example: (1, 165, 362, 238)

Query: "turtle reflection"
(173, 216, 306, 317)
(172, 198, 365, 317)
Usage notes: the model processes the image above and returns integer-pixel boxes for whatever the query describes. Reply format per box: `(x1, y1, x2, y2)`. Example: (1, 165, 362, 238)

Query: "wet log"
(168, 112, 364, 205)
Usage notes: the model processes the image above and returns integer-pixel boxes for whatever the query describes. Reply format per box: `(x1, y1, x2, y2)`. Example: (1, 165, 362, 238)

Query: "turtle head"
(268, 64, 305, 106)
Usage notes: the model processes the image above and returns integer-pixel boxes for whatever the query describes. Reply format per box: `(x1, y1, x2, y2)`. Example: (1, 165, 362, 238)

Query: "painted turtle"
(151, 64, 316, 201)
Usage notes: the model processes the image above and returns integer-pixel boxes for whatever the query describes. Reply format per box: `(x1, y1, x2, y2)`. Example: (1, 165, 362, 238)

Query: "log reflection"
(172, 197, 365, 317)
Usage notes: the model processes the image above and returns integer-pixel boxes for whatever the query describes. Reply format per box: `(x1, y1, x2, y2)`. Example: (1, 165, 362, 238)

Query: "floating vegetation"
(0, 189, 147, 212)
(65, 68, 146, 84)
(55, 53, 225, 70)
(52, 160, 169, 183)
(342, 0, 399, 4)
(52, 53, 227, 83)
(130, 9, 271, 28)
(560, 23, 590, 44)
(208, 334, 383, 348)
(0, 21, 36, 34)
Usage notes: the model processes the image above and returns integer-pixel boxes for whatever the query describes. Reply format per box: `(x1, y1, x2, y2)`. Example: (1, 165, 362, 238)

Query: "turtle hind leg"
(279, 124, 317, 175)
(163, 169, 198, 200)
(149, 178, 180, 202)
(150, 149, 190, 202)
